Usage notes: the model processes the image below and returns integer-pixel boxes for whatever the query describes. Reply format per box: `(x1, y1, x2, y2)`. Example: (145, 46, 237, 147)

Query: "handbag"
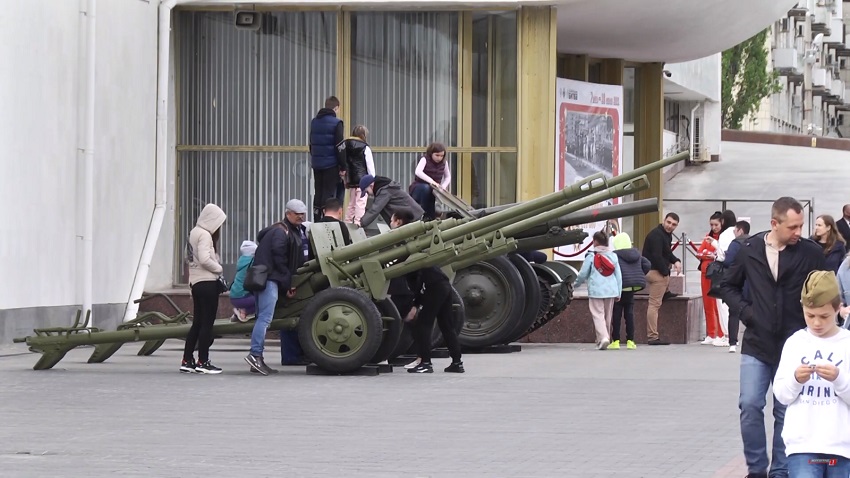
(705, 261, 726, 298)
(216, 275, 230, 294)
(243, 260, 269, 292)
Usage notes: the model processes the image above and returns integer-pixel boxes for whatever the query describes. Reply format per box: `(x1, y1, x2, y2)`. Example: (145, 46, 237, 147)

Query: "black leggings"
(412, 281, 462, 363)
(184, 280, 220, 363)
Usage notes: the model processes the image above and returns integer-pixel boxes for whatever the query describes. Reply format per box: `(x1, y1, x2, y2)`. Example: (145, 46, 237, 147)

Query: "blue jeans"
(740, 354, 788, 477)
(787, 454, 850, 478)
(249, 280, 278, 357)
(410, 183, 436, 220)
(280, 330, 303, 364)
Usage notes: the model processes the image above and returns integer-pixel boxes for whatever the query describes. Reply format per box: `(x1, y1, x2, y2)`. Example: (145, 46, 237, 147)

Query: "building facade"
(743, 0, 850, 136)
(0, 0, 795, 343)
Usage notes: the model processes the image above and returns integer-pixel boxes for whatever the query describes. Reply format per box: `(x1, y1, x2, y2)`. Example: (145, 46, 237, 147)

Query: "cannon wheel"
(429, 286, 466, 349)
(504, 254, 543, 343)
(298, 287, 383, 374)
(370, 299, 404, 364)
(454, 256, 526, 348)
(521, 263, 576, 338)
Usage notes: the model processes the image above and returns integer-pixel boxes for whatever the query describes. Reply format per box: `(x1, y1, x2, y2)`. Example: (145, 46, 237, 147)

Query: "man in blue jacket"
(309, 96, 346, 219)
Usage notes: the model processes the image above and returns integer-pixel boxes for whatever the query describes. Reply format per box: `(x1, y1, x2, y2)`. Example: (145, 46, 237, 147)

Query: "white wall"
(0, 1, 159, 310)
(664, 54, 721, 102)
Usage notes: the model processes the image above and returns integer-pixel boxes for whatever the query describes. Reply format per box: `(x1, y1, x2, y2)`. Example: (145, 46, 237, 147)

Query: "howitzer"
(432, 152, 687, 348)
(14, 174, 652, 374)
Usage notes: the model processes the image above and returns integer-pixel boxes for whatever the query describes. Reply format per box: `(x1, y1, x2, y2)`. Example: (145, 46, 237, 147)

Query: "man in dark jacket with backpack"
(720, 197, 824, 478)
(309, 96, 346, 218)
(245, 199, 308, 376)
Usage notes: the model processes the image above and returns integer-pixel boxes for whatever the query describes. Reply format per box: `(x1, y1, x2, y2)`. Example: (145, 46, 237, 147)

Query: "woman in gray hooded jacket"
(182, 203, 227, 374)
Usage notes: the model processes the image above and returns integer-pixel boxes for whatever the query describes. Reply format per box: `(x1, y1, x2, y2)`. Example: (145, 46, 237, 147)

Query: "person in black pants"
(722, 220, 750, 353)
(309, 96, 346, 218)
(182, 203, 227, 374)
(609, 232, 650, 349)
(390, 209, 464, 374)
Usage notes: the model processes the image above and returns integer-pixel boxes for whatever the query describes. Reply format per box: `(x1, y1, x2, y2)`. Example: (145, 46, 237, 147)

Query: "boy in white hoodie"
(773, 270, 850, 477)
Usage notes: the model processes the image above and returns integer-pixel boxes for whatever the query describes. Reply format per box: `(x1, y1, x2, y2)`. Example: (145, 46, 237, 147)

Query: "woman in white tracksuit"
(706, 210, 737, 347)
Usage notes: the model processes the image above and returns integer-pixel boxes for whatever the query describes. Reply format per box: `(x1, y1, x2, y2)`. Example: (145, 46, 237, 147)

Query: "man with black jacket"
(641, 212, 682, 345)
(245, 199, 308, 376)
(309, 96, 347, 218)
(720, 197, 824, 478)
(836, 204, 850, 245)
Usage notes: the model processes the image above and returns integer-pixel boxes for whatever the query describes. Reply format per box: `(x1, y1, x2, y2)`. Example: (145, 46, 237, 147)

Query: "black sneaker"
(250, 367, 279, 374)
(245, 354, 273, 376)
(444, 361, 465, 373)
(179, 358, 196, 373)
(408, 362, 434, 374)
(195, 360, 222, 374)
(647, 339, 671, 346)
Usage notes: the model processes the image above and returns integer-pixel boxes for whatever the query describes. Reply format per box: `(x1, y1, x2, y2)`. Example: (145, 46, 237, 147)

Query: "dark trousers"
(611, 290, 635, 342)
(280, 330, 304, 364)
(728, 309, 740, 346)
(184, 280, 220, 363)
(313, 167, 342, 214)
(410, 183, 437, 220)
(412, 281, 462, 363)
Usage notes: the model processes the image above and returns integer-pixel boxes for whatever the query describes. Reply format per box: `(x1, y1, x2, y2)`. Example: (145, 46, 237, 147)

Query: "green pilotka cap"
(800, 270, 840, 308)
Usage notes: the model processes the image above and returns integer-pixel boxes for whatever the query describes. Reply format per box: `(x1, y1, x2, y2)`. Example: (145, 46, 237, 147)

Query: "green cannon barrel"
(514, 198, 659, 239)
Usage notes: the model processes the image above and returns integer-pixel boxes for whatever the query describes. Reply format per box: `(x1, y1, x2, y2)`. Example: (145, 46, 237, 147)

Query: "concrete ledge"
(722, 129, 850, 152)
(523, 293, 703, 344)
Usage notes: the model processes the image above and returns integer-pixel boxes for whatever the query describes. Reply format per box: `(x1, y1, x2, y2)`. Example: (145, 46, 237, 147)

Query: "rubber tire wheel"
(429, 286, 466, 349)
(369, 299, 404, 364)
(454, 256, 526, 349)
(388, 296, 416, 359)
(504, 254, 543, 343)
(297, 287, 383, 374)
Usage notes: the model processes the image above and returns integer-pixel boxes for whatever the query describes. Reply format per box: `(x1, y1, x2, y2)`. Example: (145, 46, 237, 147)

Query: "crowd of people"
(179, 96, 464, 377)
(178, 94, 850, 477)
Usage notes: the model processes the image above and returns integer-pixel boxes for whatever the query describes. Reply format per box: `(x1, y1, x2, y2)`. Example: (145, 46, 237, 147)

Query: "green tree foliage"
(721, 28, 783, 129)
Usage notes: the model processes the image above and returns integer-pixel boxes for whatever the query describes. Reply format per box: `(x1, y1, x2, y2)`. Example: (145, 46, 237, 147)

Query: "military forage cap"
(801, 270, 840, 308)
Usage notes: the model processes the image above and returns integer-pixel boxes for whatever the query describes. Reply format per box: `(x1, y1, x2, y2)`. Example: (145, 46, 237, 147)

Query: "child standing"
(773, 270, 850, 477)
(574, 230, 622, 350)
(608, 232, 650, 350)
(340, 125, 375, 225)
(229, 240, 257, 322)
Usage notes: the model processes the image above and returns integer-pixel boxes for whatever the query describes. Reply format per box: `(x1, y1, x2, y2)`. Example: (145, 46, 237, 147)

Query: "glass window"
(470, 11, 517, 207)
(175, 11, 336, 283)
(350, 11, 459, 192)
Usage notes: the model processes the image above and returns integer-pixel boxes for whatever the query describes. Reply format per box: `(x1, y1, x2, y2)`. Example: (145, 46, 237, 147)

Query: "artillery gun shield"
(297, 287, 384, 373)
(453, 256, 526, 348)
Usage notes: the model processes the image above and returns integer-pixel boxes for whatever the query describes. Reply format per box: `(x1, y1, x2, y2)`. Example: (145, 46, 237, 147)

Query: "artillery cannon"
(14, 170, 655, 374)
(429, 151, 689, 349)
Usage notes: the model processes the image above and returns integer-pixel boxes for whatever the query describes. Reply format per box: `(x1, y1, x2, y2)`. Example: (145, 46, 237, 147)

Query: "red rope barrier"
(553, 241, 593, 258)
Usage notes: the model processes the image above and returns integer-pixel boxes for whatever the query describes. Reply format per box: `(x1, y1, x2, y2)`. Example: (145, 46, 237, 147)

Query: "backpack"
(593, 252, 616, 277)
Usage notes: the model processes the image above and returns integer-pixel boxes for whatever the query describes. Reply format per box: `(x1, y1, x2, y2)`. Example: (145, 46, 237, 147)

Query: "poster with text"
(554, 78, 623, 261)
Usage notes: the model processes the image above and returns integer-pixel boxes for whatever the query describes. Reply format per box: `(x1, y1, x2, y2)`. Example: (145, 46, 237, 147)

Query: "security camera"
(662, 70, 672, 78)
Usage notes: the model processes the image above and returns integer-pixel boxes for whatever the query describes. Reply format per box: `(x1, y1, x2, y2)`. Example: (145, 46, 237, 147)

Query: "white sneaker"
(713, 337, 729, 347)
(729, 345, 737, 353)
(701, 336, 716, 345)
(404, 358, 422, 369)
(598, 339, 610, 350)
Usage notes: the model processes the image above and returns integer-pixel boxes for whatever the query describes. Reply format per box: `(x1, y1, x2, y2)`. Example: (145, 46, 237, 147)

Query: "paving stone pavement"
(0, 341, 775, 478)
